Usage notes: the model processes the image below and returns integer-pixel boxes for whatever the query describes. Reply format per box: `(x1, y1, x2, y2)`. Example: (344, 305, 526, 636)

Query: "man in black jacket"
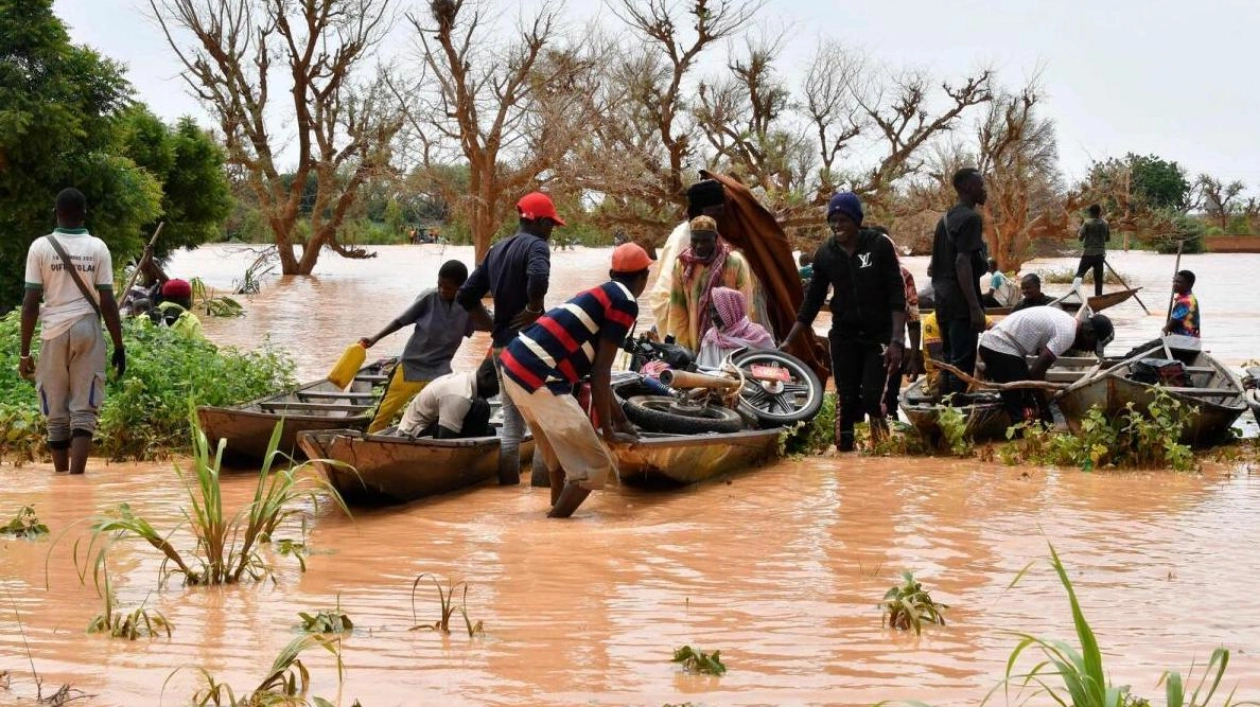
(781, 192, 905, 451)
(930, 168, 989, 399)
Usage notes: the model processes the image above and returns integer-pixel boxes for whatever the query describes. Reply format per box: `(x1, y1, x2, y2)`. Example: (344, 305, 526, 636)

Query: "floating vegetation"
(409, 573, 483, 637)
(672, 645, 727, 676)
(172, 635, 343, 707)
(1, 506, 49, 538)
(85, 556, 172, 641)
(880, 571, 948, 635)
(298, 596, 354, 634)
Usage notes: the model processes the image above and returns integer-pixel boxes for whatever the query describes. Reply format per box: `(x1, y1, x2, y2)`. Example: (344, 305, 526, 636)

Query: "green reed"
(880, 571, 948, 635)
(409, 573, 484, 638)
(672, 645, 727, 676)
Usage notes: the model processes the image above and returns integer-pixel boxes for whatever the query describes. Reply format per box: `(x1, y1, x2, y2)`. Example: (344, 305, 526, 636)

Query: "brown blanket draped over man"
(701, 170, 830, 380)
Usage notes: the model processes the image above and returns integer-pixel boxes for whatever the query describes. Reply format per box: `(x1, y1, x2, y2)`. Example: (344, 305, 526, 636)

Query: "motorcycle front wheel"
(731, 349, 824, 427)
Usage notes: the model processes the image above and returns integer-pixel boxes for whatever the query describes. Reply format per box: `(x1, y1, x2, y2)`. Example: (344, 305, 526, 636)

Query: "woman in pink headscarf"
(697, 287, 774, 367)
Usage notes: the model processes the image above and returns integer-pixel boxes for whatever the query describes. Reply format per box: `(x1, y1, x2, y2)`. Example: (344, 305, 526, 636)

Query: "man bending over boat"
(977, 308, 1114, 425)
(360, 260, 489, 433)
(500, 243, 652, 518)
(396, 358, 498, 439)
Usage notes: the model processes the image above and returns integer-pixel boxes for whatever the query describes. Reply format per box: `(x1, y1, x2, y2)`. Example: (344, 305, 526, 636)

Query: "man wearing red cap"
(456, 191, 562, 485)
(500, 243, 652, 518)
(155, 278, 204, 339)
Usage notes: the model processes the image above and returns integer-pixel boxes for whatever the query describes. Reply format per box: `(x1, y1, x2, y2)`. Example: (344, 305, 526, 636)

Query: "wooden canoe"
(924, 287, 1142, 317)
(614, 428, 782, 487)
(900, 356, 1098, 443)
(196, 359, 393, 466)
(1055, 344, 1246, 448)
(297, 426, 536, 505)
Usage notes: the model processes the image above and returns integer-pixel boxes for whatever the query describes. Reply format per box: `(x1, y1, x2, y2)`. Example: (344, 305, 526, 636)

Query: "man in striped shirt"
(500, 244, 653, 518)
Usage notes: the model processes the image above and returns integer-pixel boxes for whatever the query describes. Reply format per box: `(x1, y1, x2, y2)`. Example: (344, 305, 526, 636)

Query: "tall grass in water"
(81, 417, 350, 586)
(166, 634, 345, 707)
(986, 545, 1255, 707)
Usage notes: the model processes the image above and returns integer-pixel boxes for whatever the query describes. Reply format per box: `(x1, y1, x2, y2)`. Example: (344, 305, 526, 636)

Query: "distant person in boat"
(798, 251, 814, 285)
(697, 286, 773, 367)
(1075, 204, 1110, 297)
(981, 258, 1018, 308)
(978, 308, 1114, 425)
(781, 192, 905, 451)
(361, 260, 487, 434)
(155, 279, 205, 340)
(930, 168, 989, 399)
(396, 358, 498, 439)
(664, 215, 755, 352)
(18, 187, 126, 475)
(500, 243, 651, 518)
(1011, 273, 1055, 313)
(1164, 270, 1200, 338)
(456, 191, 560, 486)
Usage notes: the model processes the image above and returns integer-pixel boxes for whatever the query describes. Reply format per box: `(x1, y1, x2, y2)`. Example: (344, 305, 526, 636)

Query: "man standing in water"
(500, 244, 651, 518)
(930, 168, 989, 399)
(781, 192, 905, 451)
(18, 188, 126, 475)
(457, 192, 560, 486)
(1075, 204, 1111, 297)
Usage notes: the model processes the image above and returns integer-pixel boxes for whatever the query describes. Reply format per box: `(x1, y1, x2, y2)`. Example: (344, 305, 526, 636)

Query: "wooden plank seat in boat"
(355, 374, 390, 383)
(258, 401, 374, 412)
(297, 391, 377, 400)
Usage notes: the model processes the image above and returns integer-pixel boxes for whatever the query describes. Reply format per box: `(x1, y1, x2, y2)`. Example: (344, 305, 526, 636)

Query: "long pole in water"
(1103, 260, 1151, 315)
(119, 222, 165, 299)
(1165, 237, 1185, 323)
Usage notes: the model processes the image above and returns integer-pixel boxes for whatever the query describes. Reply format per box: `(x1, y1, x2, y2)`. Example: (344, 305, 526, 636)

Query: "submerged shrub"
(880, 571, 948, 635)
(0, 312, 293, 461)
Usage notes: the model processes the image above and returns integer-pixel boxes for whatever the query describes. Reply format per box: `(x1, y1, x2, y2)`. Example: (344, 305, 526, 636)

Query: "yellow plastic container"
(327, 343, 367, 390)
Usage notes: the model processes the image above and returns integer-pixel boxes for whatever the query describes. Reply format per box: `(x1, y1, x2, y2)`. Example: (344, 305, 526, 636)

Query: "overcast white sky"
(55, 0, 1260, 188)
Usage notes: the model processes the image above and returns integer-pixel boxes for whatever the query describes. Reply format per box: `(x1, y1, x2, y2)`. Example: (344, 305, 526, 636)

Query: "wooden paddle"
(1102, 260, 1151, 315)
(931, 359, 1069, 392)
(119, 222, 165, 300)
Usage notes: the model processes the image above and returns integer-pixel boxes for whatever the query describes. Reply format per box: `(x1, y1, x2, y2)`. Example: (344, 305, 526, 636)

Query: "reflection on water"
(0, 244, 1258, 704)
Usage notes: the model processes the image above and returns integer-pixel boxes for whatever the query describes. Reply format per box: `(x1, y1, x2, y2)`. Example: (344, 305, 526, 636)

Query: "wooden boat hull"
(927, 288, 1141, 317)
(614, 428, 781, 486)
(899, 379, 1013, 443)
(197, 361, 390, 466)
(1056, 348, 1245, 448)
(298, 428, 536, 505)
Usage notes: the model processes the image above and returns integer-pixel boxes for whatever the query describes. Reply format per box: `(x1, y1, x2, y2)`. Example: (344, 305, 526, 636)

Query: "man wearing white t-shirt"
(18, 189, 126, 475)
(978, 307, 1113, 425)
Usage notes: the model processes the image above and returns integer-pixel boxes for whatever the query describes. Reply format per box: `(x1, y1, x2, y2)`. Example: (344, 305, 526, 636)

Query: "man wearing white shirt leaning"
(18, 188, 126, 475)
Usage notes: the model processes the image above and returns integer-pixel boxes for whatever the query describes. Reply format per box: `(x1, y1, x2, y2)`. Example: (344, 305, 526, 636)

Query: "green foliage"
(298, 596, 353, 634)
(0, 312, 293, 461)
(983, 545, 1257, 707)
(409, 574, 484, 637)
(80, 419, 350, 587)
(1001, 390, 1196, 472)
(1152, 213, 1208, 255)
(86, 557, 172, 640)
(170, 634, 344, 707)
(1128, 153, 1192, 212)
(190, 278, 245, 318)
(779, 392, 836, 456)
(0, 506, 48, 538)
(935, 400, 975, 457)
(880, 571, 948, 635)
(672, 645, 727, 675)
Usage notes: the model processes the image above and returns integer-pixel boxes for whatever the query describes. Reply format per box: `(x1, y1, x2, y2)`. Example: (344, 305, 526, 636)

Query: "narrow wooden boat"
(614, 428, 782, 487)
(926, 287, 1142, 317)
(899, 356, 1098, 443)
(196, 359, 393, 466)
(1055, 344, 1246, 448)
(297, 424, 536, 505)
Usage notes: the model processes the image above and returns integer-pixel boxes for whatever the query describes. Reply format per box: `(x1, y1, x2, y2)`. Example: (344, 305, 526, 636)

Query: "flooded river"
(2, 245, 1260, 705)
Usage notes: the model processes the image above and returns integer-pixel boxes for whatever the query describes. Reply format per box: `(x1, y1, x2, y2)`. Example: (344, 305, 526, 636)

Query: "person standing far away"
(456, 192, 559, 486)
(930, 168, 989, 400)
(18, 188, 127, 475)
(360, 260, 489, 433)
(499, 243, 652, 518)
(1075, 204, 1111, 297)
(780, 192, 906, 451)
(1010, 273, 1055, 313)
(663, 215, 755, 352)
(1163, 270, 1200, 338)
(648, 179, 728, 330)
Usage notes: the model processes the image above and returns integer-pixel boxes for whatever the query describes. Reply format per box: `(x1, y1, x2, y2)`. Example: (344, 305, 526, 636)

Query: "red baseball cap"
(516, 191, 566, 226)
(161, 278, 192, 298)
(611, 243, 654, 273)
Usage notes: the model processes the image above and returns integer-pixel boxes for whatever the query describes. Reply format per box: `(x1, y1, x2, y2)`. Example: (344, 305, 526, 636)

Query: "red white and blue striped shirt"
(502, 281, 639, 394)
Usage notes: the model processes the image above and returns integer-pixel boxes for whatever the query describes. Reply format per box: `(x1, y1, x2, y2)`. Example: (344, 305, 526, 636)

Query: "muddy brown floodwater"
(2, 245, 1260, 706)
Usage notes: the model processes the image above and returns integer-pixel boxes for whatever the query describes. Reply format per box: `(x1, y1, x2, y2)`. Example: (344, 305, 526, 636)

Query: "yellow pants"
(367, 367, 429, 433)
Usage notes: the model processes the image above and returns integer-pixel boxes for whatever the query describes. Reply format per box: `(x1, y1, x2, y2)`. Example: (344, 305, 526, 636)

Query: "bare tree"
(396, 0, 597, 259)
(151, 0, 404, 275)
(801, 40, 864, 198)
(1192, 173, 1246, 231)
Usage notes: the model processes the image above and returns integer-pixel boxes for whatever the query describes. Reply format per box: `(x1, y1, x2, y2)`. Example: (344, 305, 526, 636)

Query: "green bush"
(780, 392, 836, 455)
(0, 312, 294, 461)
